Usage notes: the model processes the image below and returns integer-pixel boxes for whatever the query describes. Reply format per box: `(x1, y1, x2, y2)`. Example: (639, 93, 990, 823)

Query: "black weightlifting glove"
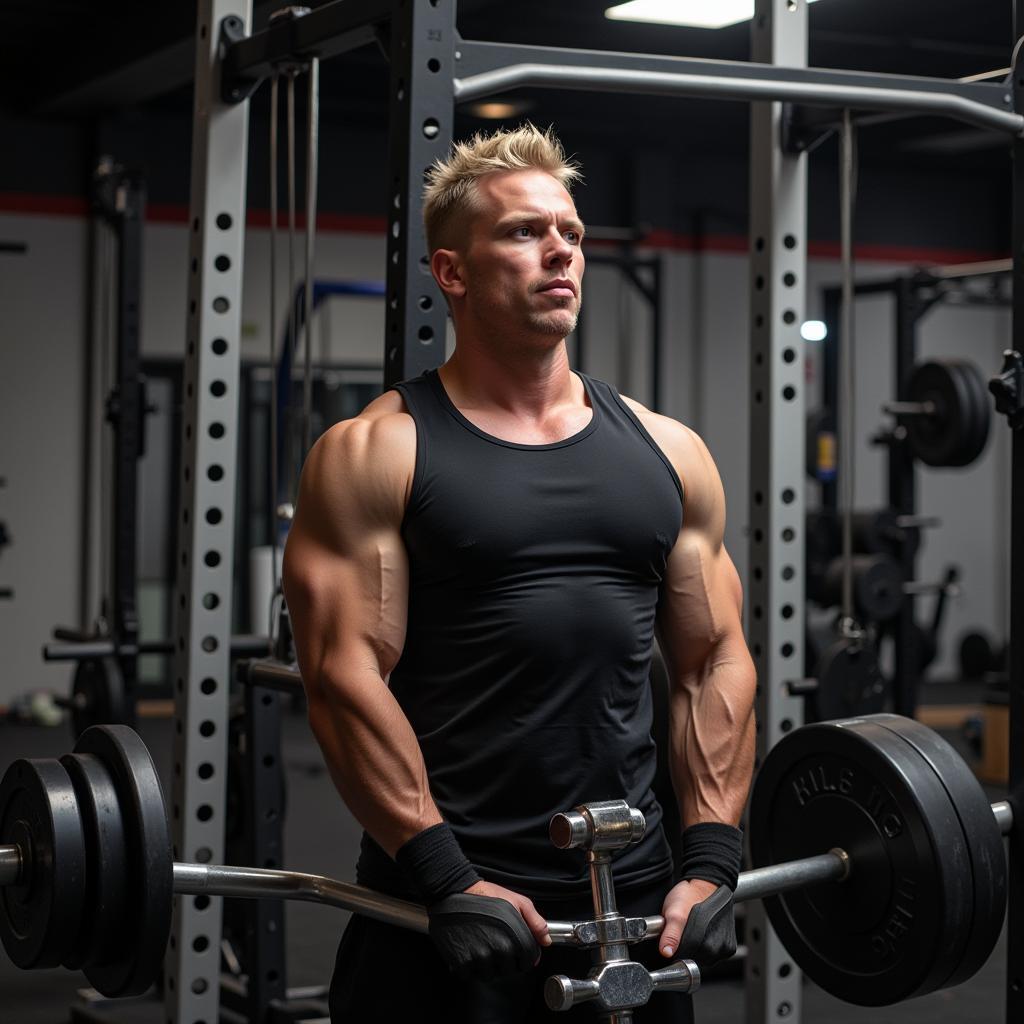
(395, 823, 538, 979)
(677, 884, 737, 967)
(427, 893, 540, 980)
(674, 822, 741, 967)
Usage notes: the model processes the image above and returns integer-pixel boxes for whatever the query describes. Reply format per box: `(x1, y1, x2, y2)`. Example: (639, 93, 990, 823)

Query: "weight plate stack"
(750, 717, 975, 1005)
(905, 360, 990, 468)
(954, 360, 992, 467)
(73, 725, 172, 997)
(865, 715, 1006, 989)
(59, 752, 130, 971)
(0, 759, 87, 969)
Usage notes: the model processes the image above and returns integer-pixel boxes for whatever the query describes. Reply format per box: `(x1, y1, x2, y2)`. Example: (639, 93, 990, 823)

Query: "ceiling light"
(465, 100, 531, 119)
(605, 0, 822, 30)
(801, 320, 828, 342)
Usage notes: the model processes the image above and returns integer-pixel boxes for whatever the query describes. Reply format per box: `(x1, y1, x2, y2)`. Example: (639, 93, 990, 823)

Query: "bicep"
(282, 422, 410, 696)
(284, 521, 408, 690)
(656, 434, 744, 676)
(657, 535, 743, 678)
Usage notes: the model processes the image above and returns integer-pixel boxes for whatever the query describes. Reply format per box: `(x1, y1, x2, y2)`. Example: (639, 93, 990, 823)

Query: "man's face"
(458, 168, 585, 341)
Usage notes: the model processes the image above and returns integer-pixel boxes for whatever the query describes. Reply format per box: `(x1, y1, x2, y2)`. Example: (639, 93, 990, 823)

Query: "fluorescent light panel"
(606, 0, 821, 30)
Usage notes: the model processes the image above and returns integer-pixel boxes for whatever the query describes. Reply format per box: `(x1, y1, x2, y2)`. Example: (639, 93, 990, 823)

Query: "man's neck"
(439, 337, 578, 419)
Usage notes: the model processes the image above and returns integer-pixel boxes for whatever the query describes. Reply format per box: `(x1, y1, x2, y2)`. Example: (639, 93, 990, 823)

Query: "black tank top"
(356, 368, 684, 899)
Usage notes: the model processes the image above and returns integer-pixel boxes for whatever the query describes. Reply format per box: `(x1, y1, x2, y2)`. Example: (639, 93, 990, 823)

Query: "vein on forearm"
(661, 545, 755, 827)
(670, 641, 755, 825)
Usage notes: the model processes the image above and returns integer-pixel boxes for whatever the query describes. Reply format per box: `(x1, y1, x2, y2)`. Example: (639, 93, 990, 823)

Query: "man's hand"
(426, 880, 550, 980)
(659, 878, 737, 966)
(464, 880, 551, 949)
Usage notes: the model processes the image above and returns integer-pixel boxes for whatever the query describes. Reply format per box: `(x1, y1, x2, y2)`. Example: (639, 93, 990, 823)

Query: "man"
(283, 124, 756, 1022)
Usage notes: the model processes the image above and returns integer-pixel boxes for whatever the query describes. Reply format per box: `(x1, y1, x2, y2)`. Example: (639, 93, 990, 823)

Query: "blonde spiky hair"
(422, 122, 582, 252)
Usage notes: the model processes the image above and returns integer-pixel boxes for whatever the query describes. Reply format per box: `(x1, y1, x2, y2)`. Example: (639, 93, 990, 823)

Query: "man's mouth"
(537, 280, 576, 298)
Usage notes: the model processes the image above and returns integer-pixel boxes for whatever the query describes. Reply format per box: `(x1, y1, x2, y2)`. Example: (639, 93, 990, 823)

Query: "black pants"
(329, 878, 696, 1023)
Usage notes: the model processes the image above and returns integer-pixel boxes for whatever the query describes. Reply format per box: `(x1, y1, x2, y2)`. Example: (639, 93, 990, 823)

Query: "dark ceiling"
(0, 0, 1018, 249)
(0, 1, 1018, 163)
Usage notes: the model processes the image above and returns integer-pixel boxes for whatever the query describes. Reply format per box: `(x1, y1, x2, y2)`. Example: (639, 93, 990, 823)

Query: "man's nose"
(545, 231, 574, 267)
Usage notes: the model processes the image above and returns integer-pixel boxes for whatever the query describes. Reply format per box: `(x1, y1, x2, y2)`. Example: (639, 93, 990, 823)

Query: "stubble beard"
(526, 295, 581, 339)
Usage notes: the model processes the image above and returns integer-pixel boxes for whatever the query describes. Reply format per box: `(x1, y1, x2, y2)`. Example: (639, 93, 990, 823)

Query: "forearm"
(307, 665, 443, 856)
(668, 635, 757, 827)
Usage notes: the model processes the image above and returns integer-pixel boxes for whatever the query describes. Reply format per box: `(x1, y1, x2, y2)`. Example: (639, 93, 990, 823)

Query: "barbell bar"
(42, 633, 270, 662)
(883, 400, 937, 417)
(0, 802, 1012, 941)
(152, 794, 1022, 929)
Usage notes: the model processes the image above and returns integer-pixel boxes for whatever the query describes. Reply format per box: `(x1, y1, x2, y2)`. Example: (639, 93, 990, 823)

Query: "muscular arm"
(623, 398, 756, 958)
(283, 395, 550, 942)
(624, 397, 756, 826)
(282, 397, 443, 856)
(654, 426, 756, 828)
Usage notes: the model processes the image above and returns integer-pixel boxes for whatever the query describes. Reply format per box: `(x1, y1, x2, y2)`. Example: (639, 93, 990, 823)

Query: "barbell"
(0, 714, 1013, 1015)
(42, 633, 271, 737)
(885, 358, 991, 467)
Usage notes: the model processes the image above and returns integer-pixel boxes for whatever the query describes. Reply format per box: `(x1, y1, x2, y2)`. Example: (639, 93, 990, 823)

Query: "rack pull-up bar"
(453, 63, 1024, 138)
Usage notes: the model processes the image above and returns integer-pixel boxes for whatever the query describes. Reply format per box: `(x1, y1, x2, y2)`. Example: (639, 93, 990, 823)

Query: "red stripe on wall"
(0, 191, 1007, 266)
(143, 203, 389, 233)
(0, 192, 90, 217)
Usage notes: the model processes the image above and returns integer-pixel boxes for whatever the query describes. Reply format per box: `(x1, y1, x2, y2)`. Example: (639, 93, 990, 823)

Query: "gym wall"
(0, 205, 1011, 704)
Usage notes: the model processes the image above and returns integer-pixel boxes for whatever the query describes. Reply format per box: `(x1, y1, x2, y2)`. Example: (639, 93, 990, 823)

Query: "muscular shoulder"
(619, 394, 724, 538)
(297, 389, 416, 532)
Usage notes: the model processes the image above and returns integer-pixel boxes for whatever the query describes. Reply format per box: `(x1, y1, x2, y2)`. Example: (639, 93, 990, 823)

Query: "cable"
(285, 69, 299, 507)
(302, 58, 320, 462)
(838, 108, 859, 640)
(96, 216, 115, 631)
(268, 72, 281, 647)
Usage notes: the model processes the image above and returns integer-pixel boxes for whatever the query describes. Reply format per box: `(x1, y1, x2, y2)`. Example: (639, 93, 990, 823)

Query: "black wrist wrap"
(395, 823, 481, 904)
(678, 822, 743, 891)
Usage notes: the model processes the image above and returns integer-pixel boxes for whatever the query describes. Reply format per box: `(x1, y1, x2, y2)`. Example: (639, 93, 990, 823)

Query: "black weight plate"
(0, 759, 87, 968)
(853, 555, 904, 622)
(960, 631, 997, 679)
(750, 719, 973, 1005)
(953, 361, 991, 468)
(71, 657, 130, 738)
(851, 509, 904, 558)
(906, 360, 989, 468)
(59, 752, 130, 970)
(73, 725, 172, 997)
(822, 555, 903, 622)
(865, 715, 1006, 990)
(906, 360, 968, 466)
(813, 639, 886, 721)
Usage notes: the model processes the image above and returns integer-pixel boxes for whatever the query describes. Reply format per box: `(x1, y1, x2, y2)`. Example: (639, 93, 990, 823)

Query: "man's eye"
(565, 231, 581, 244)
(514, 226, 533, 237)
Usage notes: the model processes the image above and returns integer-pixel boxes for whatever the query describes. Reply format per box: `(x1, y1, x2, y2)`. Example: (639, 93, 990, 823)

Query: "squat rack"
(169, 2, 1024, 1023)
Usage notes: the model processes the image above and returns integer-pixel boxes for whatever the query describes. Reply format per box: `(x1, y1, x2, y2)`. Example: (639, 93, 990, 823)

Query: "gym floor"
(0, 711, 1008, 1023)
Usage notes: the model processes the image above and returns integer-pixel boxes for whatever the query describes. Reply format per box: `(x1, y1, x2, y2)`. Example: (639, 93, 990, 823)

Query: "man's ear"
(431, 248, 467, 300)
